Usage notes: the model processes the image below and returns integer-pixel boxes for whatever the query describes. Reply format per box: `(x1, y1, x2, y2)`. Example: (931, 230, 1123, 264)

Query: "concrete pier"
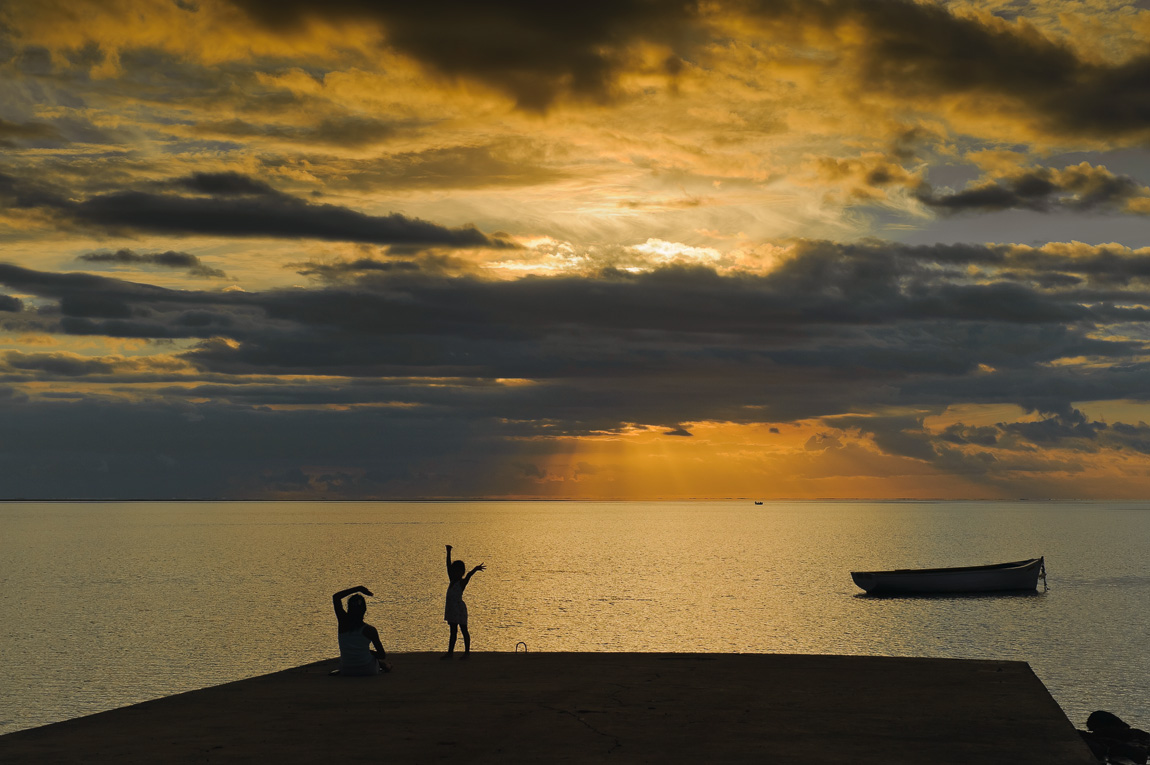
(0, 652, 1095, 764)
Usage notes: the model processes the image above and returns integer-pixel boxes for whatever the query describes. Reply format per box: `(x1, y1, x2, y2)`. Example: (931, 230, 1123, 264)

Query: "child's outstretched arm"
(460, 562, 485, 591)
(445, 544, 453, 578)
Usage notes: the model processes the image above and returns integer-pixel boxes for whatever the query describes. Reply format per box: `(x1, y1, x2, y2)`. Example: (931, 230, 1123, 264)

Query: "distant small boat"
(851, 557, 1045, 595)
(754, 501, 763, 505)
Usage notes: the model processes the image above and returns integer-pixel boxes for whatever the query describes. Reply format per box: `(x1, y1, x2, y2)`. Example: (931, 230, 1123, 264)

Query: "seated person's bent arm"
(365, 624, 384, 656)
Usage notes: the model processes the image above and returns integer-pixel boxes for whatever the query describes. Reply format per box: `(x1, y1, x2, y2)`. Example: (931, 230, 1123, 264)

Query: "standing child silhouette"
(442, 545, 485, 659)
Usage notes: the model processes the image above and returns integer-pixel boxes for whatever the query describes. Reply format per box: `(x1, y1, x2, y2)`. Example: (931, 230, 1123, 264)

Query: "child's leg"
(461, 624, 471, 654)
(446, 623, 458, 655)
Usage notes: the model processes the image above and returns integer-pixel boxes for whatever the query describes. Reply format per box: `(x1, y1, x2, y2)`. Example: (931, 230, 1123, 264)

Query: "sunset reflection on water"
(2, 500, 1149, 734)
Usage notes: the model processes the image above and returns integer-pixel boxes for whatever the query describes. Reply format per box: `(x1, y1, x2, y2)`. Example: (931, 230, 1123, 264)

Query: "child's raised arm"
(445, 544, 453, 577)
(461, 562, 485, 591)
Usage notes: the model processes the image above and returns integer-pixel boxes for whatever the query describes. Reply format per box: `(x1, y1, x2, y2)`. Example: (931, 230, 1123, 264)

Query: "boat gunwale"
(851, 557, 1042, 579)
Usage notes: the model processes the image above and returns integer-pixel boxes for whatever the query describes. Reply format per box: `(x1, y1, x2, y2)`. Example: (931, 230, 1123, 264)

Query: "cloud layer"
(2, 0, 1150, 497)
(4, 234, 1150, 496)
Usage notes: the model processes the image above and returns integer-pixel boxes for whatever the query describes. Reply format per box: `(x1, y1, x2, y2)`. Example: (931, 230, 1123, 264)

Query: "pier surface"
(0, 652, 1094, 764)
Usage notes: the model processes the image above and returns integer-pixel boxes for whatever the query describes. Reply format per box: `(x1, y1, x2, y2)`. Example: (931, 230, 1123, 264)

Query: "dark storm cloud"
(69, 190, 498, 247)
(517, 462, 548, 479)
(294, 258, 421, 280)
(746, 0, 1150, 139)
(779, 239, 1150, 291)
(194, 115, 423, 148)
(831, 415, 940, 462)
(0, 170, 67, 209)
(228, 0, 700, 110)
(16, 45, 52, 75)
(919, 164, 1149, 214)
(0, 169, 508, 247)
(1, 238, 1145, 356)
(0, 118, 63, 147)
(79, 248, 228, 278)
(1107, 422, 1150, 455)
(0, 394, 532, 499)
(9, 231, 1150, 495)
(172, 171, 281, 197)
(4, 351, 117, 377)
(828, 407, 1150, 486)
(896, 362, 1150, 423)
(0, 262, 180, 300)
(6, 236, 1150, 440)
(921, 180, 1051, 213)
(4, 238, 1147, 337)
(939, 423, 998, 447)
(226, 0, 1150, 132)
(136, 379, 735, 440)
(0, 294, 22, 312)
(0, 262, 263, 339)
(1005, 250, 1150, 287)
(817, 410, 1110, 482)
(1002, 408, 1106, 446)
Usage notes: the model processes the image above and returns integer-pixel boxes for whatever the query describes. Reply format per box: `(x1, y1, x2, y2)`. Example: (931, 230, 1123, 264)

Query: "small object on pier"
(1078, 710, 1149, 765)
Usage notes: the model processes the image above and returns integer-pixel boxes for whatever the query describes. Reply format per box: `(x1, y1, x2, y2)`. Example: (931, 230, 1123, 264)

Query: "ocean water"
(1, 500, 1149, 735)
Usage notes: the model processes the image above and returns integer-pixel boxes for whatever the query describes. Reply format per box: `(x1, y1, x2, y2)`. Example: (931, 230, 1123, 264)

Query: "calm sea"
(1, 500, 1148, 735)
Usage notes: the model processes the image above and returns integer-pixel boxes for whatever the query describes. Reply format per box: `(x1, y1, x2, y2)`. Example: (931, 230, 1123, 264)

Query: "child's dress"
(444, 579, 468, 625)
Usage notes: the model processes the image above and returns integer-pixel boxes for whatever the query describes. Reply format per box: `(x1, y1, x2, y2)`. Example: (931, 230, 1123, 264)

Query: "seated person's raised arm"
(332, 585, 372, 618)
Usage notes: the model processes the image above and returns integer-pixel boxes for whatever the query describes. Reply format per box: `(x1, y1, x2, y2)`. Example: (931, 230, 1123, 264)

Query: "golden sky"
(3, 0, 1150, 498)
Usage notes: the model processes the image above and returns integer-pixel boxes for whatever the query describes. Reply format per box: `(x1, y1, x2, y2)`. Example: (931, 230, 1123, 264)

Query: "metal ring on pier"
(515, 641, 528, 652)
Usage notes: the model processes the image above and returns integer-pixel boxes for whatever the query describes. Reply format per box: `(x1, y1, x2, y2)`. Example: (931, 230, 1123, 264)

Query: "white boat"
(851, 557, 1045, 595)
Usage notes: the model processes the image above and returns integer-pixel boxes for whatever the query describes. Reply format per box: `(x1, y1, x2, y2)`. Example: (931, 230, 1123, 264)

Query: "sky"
(3, 0, 1150, 499)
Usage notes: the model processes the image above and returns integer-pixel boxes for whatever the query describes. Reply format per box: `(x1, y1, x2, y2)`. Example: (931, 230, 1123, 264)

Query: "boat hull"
(851, 558, 1043, 595)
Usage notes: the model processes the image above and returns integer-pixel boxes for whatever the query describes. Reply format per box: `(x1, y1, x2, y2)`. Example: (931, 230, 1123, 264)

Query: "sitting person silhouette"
(332, 585, 391, 676)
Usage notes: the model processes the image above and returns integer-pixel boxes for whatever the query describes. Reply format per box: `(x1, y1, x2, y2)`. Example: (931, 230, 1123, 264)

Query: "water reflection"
(1, 500, 1150, 734)
(853, 590, 1047, 601)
